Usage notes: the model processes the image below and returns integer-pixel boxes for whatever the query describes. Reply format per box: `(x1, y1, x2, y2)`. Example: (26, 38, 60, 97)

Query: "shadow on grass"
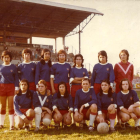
(23, 126, 140, 136)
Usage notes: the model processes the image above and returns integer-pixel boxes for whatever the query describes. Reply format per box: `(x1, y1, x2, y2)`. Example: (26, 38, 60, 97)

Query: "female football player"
(74, 78, 97, 131)
(91, 50, 115, 94)
(33, 80, 52, 132)
(14, 79, 35, 131)
(96, 79, 117, 132)
(50, 50, 71, 94)
(114, 50, 134, 128)
(35, 49, 52, 93)
(52, 82, 73, 129)
(117, 78, 140, 130)
(18, 48, 36, 91)
(0, 51, 19, 130)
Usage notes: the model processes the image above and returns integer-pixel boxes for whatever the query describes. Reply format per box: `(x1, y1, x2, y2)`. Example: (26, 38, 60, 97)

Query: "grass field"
(1, 91, 140, 140)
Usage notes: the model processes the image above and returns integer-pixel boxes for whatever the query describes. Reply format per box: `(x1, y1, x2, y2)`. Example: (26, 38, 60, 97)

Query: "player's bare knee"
(64, 118, 72, 125)
(108, 108, 115, 114)
(26, 109, 35, 118)
(54, 114, 62, 122)
(122, 114, 130, 122)
(34, 107, 42, 114)
(90, 104, 97, 112)
(96, 116, 100, 123)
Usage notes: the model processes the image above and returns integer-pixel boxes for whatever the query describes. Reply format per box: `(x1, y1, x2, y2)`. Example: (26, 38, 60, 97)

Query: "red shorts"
(71, 85, 82, 97)
(54, 83, 70, 94)
(82, 109, 89, 120)
(0, 83, 15, 96)
(94, 83, 101, 94)
(29, 82, 36, 91)
(46, 82, 52, 93)
(15, 109, 34, 120)
(102, 110, 116, 119)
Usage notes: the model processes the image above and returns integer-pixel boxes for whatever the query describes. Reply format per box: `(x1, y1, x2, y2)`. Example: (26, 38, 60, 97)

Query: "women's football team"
(0, 48, 140, 133)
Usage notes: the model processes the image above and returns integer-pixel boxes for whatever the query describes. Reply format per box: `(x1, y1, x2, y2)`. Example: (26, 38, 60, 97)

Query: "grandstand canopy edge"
(0, 0, 103, 53)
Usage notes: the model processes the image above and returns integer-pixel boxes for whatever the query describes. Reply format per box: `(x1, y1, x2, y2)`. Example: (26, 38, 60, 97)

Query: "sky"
(31, 0, 140, 74)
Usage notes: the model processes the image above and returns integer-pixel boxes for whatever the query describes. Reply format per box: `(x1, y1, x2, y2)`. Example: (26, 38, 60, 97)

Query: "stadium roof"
(0, 0, 103, 39)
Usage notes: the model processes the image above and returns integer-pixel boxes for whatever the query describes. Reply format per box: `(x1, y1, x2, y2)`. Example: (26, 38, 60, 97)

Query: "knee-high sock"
(135, 119, 140, 127)
(0, 114, 5, 125)
(89, 114, 96, 126)
(34, 107, 42, 128)
(9, 115, 14, 127)
(110, 119, 115, 128)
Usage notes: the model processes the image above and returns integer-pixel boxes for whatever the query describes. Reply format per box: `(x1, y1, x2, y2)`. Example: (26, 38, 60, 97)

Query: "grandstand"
(0, 0, 103, 65)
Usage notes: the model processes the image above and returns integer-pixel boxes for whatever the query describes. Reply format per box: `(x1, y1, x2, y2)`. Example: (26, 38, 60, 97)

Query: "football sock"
(0, 114, 5, 126)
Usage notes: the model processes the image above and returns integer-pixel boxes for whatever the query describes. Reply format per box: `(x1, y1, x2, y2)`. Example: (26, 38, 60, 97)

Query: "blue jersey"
(33, 91, 52, 110)
(35, 61, 51, 85)
(117, 90, 139, 109)
(91, 63, 115, 85)
(0, 63, 19, 87)
(97, 92, 117, 114)
(17, 62, 36, 83)
(52, 93, 73, 111)
(14, 91, 33, 117)
(70, 67, 89, 85)
(74, 88, 97, 111)
(51, 62, 71, 83)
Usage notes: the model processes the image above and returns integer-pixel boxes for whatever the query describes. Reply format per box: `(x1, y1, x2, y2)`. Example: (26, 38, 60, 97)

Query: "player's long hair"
(119, 49, 129, 60)
(57, 82, 69, 98)
(40, 49, 52, 67)
(119, 78, 132, 90)
(99, 79, 113, 97)
(73, 54, 84, 68)
(17, 79, 33, 99)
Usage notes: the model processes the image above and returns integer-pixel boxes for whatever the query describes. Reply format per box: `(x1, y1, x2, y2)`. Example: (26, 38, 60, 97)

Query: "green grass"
(1, 92, 140, 140)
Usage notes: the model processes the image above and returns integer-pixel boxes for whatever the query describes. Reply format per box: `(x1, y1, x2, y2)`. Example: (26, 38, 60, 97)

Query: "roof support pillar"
(55, 38, 57, 54)
(79, 25, 81, 54)
(63, 37, 65, 50)
(3, 30, 6, 43)
(30, 35, 32, 44)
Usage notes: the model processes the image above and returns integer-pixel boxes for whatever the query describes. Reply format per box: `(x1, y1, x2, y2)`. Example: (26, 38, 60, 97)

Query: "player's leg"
(14, 115, 24, 129)
(108, 105, 116, 132)
(34, 107, 42, 132)
(133, 107, 140, 130)
(8, 96, 15, 130)
(86, 104, 97, 131)
(0, 96, 6, 128)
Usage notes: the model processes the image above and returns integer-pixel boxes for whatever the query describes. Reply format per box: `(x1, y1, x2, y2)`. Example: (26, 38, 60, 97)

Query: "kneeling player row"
(13, 78, 140, 132)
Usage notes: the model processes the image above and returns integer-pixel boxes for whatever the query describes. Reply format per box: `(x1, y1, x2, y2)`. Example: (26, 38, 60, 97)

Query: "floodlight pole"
(79, 25, 81, 54)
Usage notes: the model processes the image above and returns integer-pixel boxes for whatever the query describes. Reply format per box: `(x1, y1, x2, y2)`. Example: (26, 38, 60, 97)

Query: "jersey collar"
(23, 61, 32, 64)
(58, 62, 65, 65)
(2, 63, 11, 66)
(82, 88, 89, 93)
(99, 63, 108, 65)
(103, 92, 108, 95)
(76, 66, 82, 69)
(121, 90, 129, 94)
